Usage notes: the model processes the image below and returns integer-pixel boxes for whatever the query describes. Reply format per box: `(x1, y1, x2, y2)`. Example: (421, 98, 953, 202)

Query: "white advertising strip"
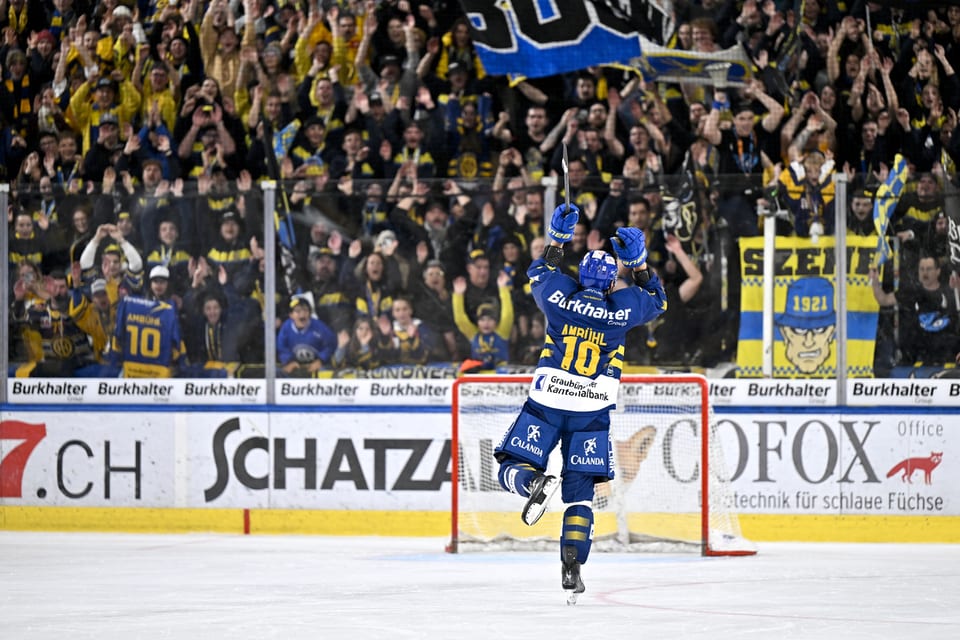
(0, 410, 954, 517)
(274, 379, 454, 405)
(6, 379, 266, 405)
(708, 379, 836, 406)
(845, 379, 960, 407)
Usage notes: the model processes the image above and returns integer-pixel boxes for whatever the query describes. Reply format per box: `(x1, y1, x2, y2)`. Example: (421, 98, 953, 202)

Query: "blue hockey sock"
(497, 462, 539, 497)
(561, 504, 594, 564)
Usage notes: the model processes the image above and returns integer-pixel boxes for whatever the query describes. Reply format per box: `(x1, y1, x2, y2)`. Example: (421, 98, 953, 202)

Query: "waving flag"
(460, 0, 751, 85)
(944, 179, 960, 274)
(872, 154, 909, 266)
(630, 38, 752, 86)
(460, 0, 647, 78)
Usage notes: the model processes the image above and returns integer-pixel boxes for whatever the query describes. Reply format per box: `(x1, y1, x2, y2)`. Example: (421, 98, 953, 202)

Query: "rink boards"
(2, 384, 959, 543)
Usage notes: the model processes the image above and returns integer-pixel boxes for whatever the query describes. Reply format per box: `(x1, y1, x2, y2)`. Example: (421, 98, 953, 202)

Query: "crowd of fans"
(5, 0, 960, 379)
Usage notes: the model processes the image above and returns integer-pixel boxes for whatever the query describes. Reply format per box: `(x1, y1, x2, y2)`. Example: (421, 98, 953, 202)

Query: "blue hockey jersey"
(526, 257, 666, 414)
(113, 296, 185, 378)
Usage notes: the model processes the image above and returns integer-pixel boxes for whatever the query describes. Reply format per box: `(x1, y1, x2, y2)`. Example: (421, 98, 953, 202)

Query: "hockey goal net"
(449, 374, 755, 556)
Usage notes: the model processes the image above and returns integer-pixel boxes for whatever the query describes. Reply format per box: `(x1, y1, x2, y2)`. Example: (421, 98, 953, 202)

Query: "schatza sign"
(202, 418, 450, 502)
(1, 411, 955, 515)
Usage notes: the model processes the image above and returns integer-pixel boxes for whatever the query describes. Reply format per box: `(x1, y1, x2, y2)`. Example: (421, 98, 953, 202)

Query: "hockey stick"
(562, 142, 571, 214)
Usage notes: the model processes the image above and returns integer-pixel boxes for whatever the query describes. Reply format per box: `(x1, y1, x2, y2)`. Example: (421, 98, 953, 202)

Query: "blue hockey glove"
(547, 204, 579, 243)
(610, 227, 648, 268)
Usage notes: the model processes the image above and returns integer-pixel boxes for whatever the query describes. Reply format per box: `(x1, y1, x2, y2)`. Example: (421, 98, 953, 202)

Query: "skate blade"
(522, 503, 546, 526)
(565, 591, 579, 605)
(521, 477, 559, 526)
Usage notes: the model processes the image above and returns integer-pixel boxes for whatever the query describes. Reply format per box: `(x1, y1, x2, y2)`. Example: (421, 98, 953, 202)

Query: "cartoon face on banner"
(774, 277, 837, 374)
(736, 236, 881, 378)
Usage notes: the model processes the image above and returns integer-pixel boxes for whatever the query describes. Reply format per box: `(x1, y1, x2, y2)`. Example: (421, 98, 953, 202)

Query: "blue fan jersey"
(526, 257, 666, 414)
(276, 317, 337, 366)
(113, 296, 185, 378)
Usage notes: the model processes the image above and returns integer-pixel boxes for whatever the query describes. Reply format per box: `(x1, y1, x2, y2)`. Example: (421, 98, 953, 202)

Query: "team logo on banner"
(737, 236, 881, 378)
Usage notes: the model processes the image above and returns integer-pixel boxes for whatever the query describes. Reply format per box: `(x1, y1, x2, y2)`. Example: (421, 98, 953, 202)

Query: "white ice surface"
(2, 533, 958, 640)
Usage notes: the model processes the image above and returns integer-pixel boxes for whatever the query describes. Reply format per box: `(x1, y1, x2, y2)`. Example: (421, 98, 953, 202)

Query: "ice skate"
(561, 545, 585, 605)
(521, 473, 559, 526)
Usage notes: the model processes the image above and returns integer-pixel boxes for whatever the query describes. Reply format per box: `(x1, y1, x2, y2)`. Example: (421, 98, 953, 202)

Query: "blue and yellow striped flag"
(273, 119, 301, 162)
(873, 154, 909, 265)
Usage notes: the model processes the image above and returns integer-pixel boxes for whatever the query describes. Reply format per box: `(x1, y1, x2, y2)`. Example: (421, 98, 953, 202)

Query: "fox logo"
(527, 424, 541, 442)
(583, 437, 597, 455)
(886, 452, 943, 485)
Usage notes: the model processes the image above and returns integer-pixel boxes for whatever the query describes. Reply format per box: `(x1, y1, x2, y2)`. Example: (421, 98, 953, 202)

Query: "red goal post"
(449, 374, 755, 556)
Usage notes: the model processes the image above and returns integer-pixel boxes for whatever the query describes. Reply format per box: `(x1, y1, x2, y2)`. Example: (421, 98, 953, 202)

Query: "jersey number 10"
(125, 325, 162, 358)
(559, 336, 602, 376)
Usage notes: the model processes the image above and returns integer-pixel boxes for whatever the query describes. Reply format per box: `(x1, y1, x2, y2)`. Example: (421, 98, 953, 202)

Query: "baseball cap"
(149, 265, 170, 281)
(467, 248, 489, 264)
(476, 303, 498, 321)
(369, 91, 383, 104)
(99, 112, 119, 126)
(289, 294, 312, 310)
(775, 277, 836, 329)
(447, 61, 467, 75)
(380, 54, 401, 68)
(220, 210, 241, 225)
(91, 279, 108, 294)
(96, 77, 116, 91)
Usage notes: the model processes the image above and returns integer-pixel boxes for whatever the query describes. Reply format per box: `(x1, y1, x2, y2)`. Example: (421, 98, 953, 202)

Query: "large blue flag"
(461, 0, 751, 85)
(460, 0, 648, 78)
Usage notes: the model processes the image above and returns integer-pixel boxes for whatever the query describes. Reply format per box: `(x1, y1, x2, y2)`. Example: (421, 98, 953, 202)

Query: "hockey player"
(493, 203, 666, 603)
